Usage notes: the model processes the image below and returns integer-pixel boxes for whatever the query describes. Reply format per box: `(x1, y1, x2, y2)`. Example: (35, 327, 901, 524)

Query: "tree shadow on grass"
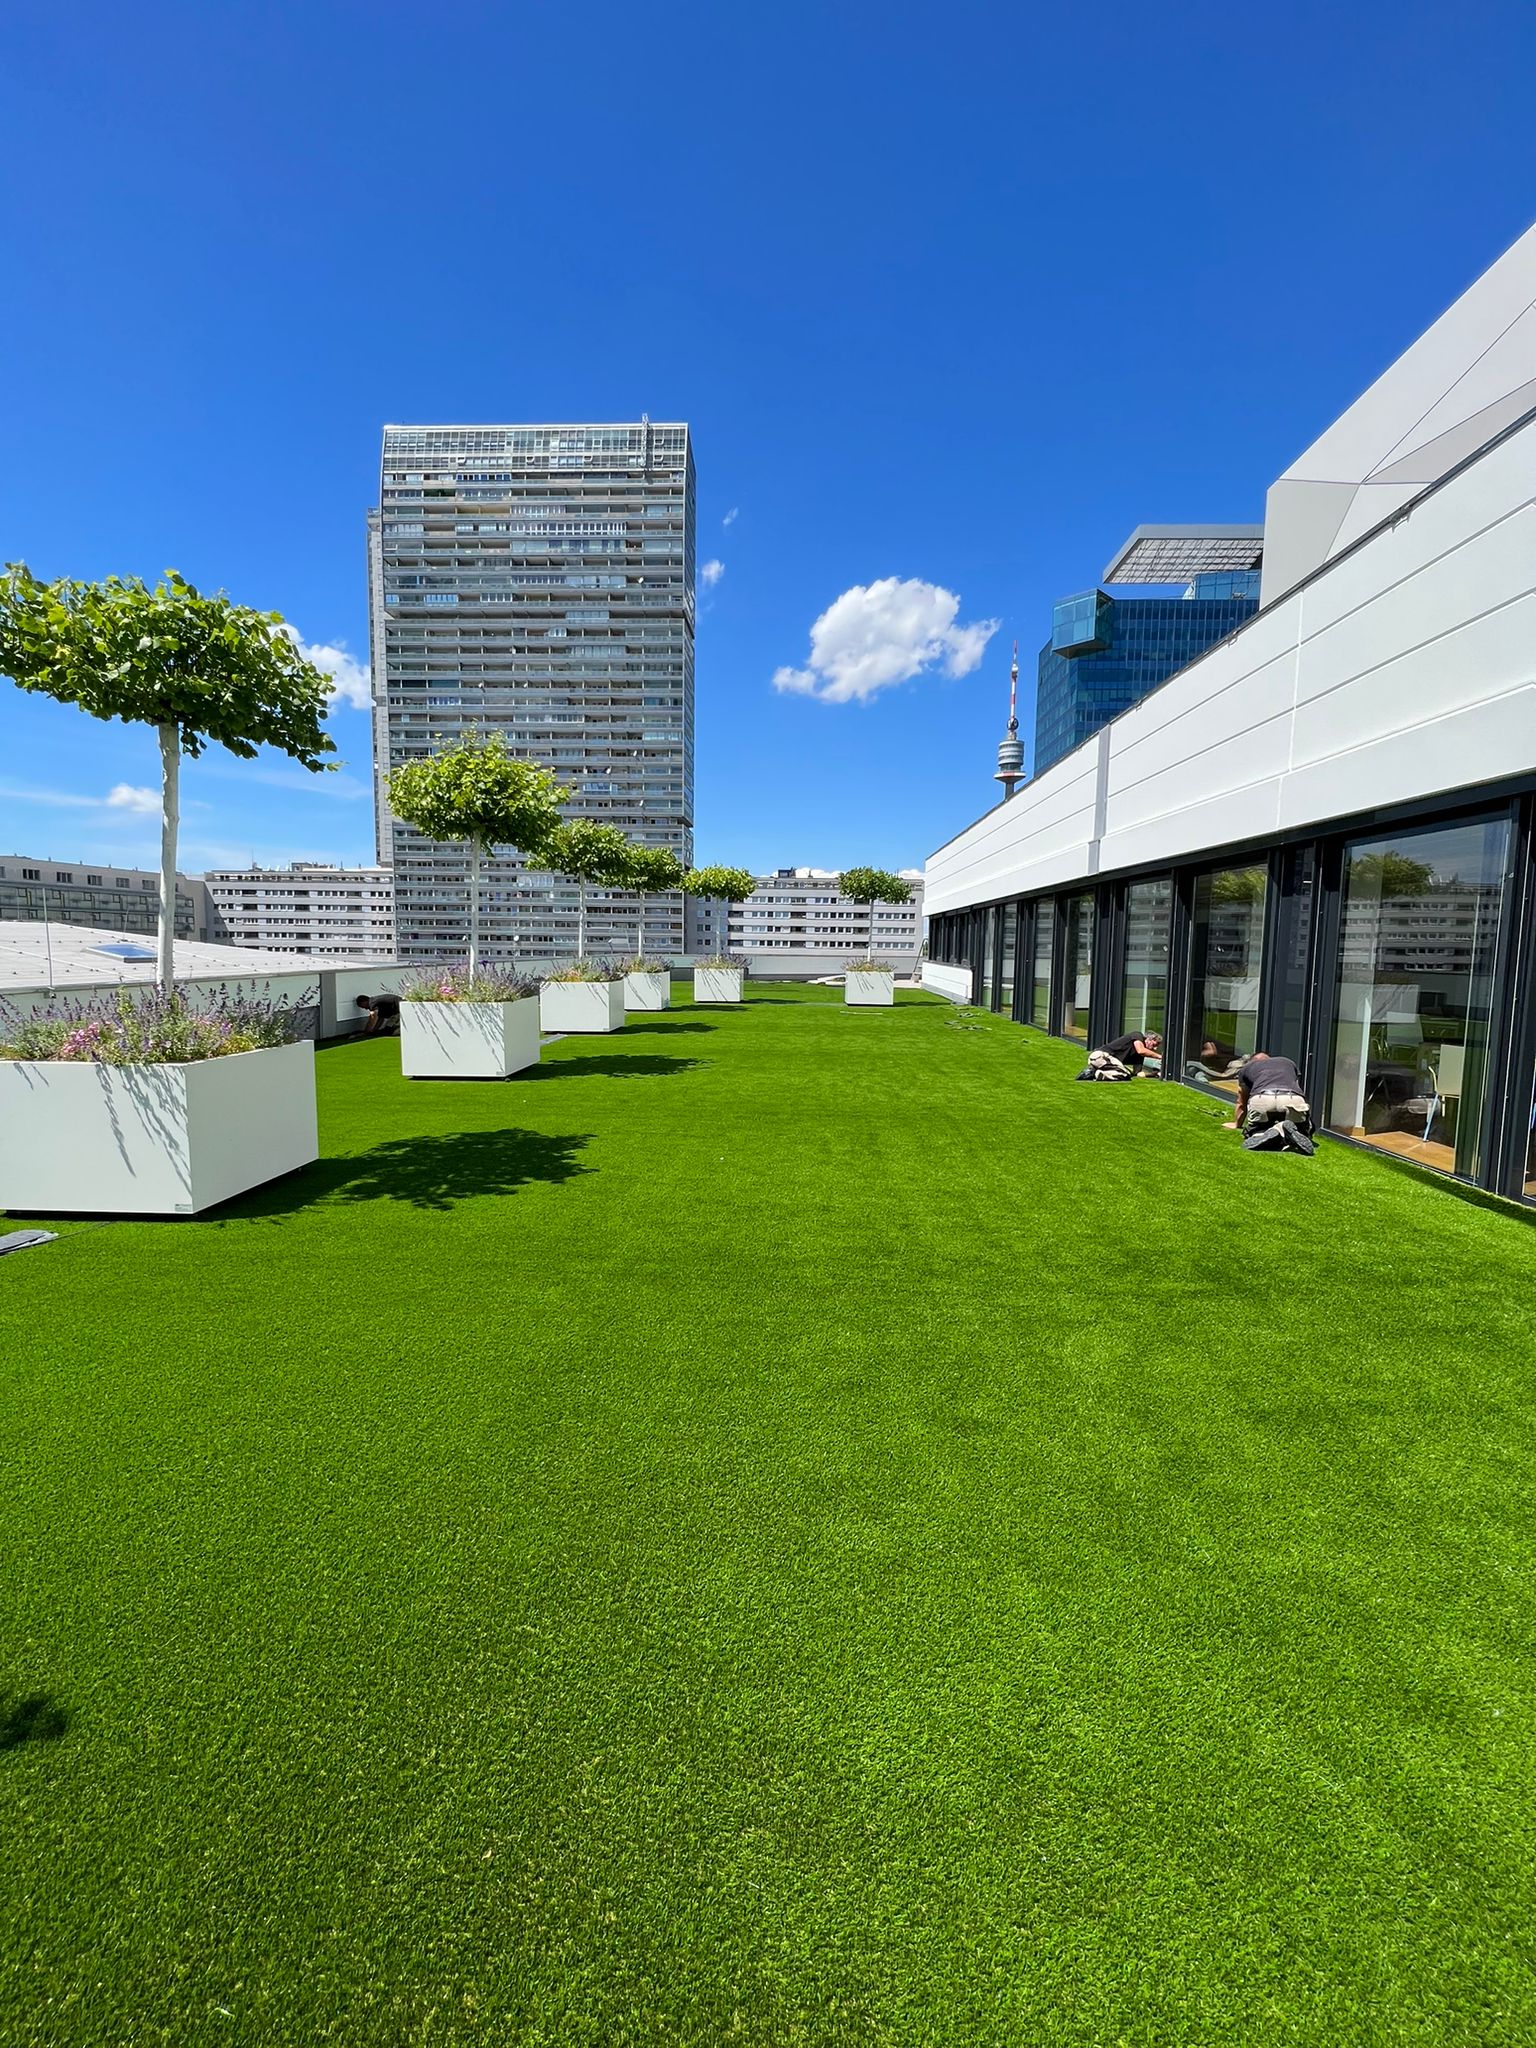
(622, 1020, 715, 1034)
(530, 1054, 704, 1081)
(0, 1692, 69, 1751)
(221, 1128, 593, 1217)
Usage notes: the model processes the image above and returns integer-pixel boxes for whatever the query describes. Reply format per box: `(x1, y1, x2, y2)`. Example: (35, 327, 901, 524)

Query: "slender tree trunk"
(869, 898, 875, 964)
(578, 877, 587, 959)
(468, 840, 480, 976)
(637, 893, 644, 964)
(157, 721, 179, 990)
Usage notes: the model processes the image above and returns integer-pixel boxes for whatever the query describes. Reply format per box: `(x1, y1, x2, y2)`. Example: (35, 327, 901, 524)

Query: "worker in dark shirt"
(1079, 1030, 1161, 1080)
(1222, 1050, 1315, 1153)
(355, 993, 401, 1037)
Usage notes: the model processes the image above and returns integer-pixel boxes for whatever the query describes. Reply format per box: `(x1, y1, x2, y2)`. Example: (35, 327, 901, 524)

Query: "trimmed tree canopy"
(386, 735, 568, 857)
(0, 563, 336, 766)
(625, 845, 687, 894)
(839, 866, 913, 906)
(544, 820, 637, 888)
(682, 864, 758, 904)
(0, 562, 339, 987)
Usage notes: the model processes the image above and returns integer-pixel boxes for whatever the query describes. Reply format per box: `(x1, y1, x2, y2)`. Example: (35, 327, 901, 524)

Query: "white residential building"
(691, 868, 924, 973)
(369, 421, 695, 963)
(202, 864, 396, 959)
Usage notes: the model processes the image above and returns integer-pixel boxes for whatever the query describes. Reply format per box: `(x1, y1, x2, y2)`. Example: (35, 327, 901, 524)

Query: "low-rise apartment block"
(692, 868, 925, 973)
(203, 864, 396, 959)
(0, 854, 213, 941)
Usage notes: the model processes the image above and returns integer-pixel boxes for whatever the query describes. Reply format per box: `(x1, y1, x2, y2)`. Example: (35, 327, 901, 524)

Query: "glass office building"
(1033, 571, 1260, 778)
(369, 422, 695, 963)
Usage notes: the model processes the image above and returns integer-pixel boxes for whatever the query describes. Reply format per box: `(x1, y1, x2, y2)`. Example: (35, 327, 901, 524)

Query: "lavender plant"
(697, 952, 749, 972)
(399, 964, 539, 1004)
(544, 956, 623, 983)
(0, 984, 312, 1064)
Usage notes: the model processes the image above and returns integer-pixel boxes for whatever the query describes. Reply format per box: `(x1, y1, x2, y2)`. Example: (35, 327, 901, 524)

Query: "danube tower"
(368, 421, 695, 962)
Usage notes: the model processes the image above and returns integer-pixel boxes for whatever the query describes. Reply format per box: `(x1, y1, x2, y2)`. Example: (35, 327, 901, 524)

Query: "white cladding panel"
(926, 412, 1536, 915)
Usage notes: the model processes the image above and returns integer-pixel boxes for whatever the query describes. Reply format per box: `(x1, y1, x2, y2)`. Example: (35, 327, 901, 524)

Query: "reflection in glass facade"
(1270, 846, 1316, 1071)
(1186, 866, 1267, 1095)
(1031, 902, 1054, 1029)
(1033, 578, 1259, 778)
(1121, 878, 1171, 1037)
(1326, 818, 1508, 1179)
(981, 906, 998, 1011)
(1062, 893, 1094, 1041)
(999, 906, 1017, 1016)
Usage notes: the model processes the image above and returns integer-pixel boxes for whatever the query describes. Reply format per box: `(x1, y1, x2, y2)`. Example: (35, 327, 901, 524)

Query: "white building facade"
(202, 864, 396, 959)
(690, 868, 924, 974)
(926, 222, 1536, 1203)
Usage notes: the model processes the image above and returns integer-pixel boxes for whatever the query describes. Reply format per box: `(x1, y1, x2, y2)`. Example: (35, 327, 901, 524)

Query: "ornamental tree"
(623, 845, 686, 962)
(386, 736, 568, 973)
(544, 820, 636, 960)
(681, 864, 758, 960)
(0, 564, 336, 988)
(839, 866, 913, 964)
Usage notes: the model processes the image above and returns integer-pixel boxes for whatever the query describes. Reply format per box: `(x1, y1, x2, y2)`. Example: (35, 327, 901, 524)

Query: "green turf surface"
(3, 982, 1536, 2045)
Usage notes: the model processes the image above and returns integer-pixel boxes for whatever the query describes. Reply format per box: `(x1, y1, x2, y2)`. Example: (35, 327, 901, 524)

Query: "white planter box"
(845, 971, 895, 1006)
(400, 996, 541, 1079)
(694, 967, 743, 1004)
(623, 970, 671, 1012)
(0, 1039, 317, 1217)
(540, 980, 627, 1033)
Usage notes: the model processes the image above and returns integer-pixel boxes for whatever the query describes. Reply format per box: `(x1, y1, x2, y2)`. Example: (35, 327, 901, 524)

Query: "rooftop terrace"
(3, 983, 1535, 2042)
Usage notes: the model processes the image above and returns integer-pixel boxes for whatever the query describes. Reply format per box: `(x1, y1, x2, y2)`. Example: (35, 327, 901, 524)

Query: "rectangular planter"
(694, 967, 743, 1004)
(623, 970, 671, 1012)
(400, 996, 541, 1079)
(845, 970, 896, 1006)
(540, 980, 627, 1034)
(0, 1039, 317, 1217)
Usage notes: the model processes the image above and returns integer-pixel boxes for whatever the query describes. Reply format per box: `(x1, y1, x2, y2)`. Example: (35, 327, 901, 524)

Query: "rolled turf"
(2, 982, 1535, 2044)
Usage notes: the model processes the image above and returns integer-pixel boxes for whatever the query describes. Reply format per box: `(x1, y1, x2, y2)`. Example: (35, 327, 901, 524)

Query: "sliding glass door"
(1325, 816, 1508, 1179)
(998, 905, 1018, 1016)
(1060, 893, 1094, 1041)
(1030, 901, 1054, 1028)
(1184, 865, 1266, 1095)
(1120, 877, 1171, 1041)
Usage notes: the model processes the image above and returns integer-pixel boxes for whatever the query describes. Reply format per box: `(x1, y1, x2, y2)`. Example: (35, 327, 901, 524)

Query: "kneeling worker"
(1079, 1030, 1161, 1081)
(1223, 1050, 1315, 1154)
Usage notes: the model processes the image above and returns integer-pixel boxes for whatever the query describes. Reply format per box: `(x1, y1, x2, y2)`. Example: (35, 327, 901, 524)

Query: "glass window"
(1326, 817, 1508, 1180)
(1269, 846, 1316, 1070)
(981, 907, 998, 1010)
(1120, 878, 1171, 1041)
(1061, 893, 1094, 1041)
(999, 905, 1017, 1018)
(1185, 866, 1267, 1094)
(1030, 901, 1054, 1029)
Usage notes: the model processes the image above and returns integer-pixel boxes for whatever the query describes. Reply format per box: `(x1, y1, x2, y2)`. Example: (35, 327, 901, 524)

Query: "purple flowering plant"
(0, 983, 314, 1064)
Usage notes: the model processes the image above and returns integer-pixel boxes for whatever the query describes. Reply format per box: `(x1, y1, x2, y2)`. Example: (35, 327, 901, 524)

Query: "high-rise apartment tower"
(369, 421, 695, 961)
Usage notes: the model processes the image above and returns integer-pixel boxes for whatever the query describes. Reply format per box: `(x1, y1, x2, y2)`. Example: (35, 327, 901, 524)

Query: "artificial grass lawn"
(3, 984, 1536, 2045)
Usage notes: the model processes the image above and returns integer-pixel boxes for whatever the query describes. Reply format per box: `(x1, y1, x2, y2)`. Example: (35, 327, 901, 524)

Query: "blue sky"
(3, 0, 1534, 876)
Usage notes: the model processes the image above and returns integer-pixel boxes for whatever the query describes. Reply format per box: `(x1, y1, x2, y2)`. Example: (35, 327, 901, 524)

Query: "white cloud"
(0, 780, 164, 814)
(722, 507, 739, 528)
(105, 784, 161, 815)
(700, 559, 725, 589)
(278, 625, 372, 711)
(771, 578, 999, 705)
